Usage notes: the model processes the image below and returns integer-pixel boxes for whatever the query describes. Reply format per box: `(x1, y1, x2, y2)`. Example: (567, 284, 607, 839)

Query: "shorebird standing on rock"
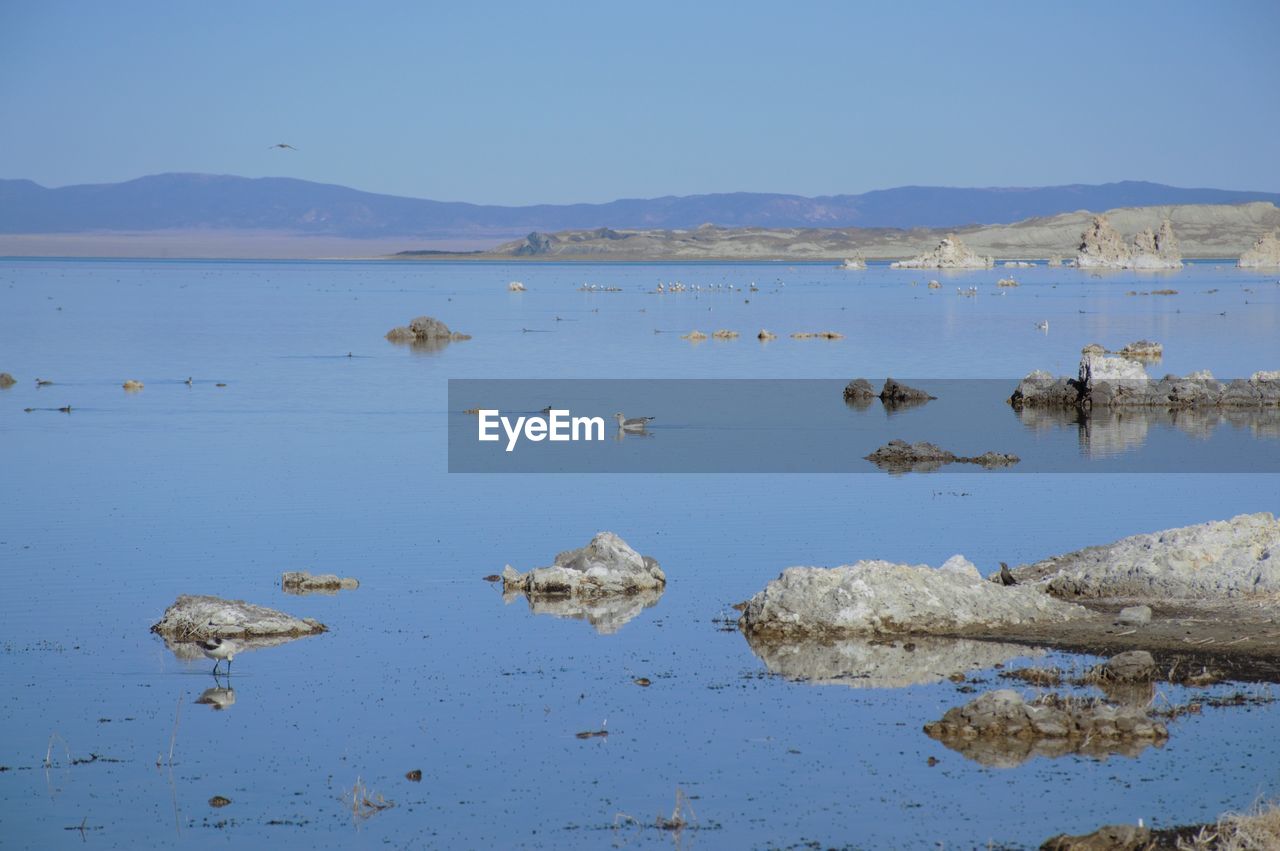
(198, 636, 238, 676)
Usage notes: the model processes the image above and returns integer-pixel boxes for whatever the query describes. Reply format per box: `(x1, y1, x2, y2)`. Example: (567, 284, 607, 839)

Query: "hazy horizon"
(3, 1, 1278, 205)
(8, 172, 1280, 205)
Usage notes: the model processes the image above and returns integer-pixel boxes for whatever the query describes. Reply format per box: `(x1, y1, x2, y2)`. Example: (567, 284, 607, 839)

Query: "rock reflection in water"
(1015, 406, 1280, 457)
(501, 588, 663, 635)
(930, 727, 1165, 769)
(159, 633, 313, 662)
(744, 633, 1041, 688)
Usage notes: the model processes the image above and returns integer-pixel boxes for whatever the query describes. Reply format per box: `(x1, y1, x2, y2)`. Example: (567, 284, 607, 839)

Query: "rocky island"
(1076, 214, 1183, 269)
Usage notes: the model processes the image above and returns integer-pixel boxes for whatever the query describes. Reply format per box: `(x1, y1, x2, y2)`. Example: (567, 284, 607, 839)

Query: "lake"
(1, 258, 1278, 849)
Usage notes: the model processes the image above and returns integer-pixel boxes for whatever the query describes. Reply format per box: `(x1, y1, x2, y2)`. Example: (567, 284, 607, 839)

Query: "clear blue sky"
(2, 0, 1277, 205)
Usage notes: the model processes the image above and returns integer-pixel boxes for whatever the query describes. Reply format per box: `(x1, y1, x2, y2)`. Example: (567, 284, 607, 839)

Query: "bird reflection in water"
(195, 679, 236, 711)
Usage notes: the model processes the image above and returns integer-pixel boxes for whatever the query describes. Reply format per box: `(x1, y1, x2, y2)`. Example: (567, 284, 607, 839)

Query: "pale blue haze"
(1, 1, 1279, 203)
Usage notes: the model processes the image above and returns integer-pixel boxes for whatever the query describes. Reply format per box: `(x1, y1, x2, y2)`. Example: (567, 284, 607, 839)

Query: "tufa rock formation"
(924, 689, 1168, 767)
(1007, 513, 1280, 600)
(151, 595, 327, 638)
(1009, 353, 1280, 409)
(385, 315, 471, 347)
(501, 532, 665, 598)
(1238, 229, 1280, 268)
(1076, 215, 1182, 269)
(737, 555, 1089, 639)
(890, 234, 993, 269)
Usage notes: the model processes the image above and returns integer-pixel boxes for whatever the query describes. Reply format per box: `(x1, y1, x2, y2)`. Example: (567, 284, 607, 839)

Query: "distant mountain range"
(3, 173, 1279, 237)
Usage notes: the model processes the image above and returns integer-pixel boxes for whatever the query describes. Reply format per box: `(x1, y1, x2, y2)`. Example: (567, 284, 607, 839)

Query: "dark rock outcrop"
(879, 378, 935, 404)
(865, 440, 1019, 473)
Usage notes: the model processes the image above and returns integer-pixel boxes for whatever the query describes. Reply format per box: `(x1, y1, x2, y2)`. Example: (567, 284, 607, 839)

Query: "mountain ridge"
(3, 173, 1280, 237)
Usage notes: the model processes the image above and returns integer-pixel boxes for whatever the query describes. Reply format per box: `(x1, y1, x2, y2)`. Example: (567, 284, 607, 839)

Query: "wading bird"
(198, 636, 238, 676)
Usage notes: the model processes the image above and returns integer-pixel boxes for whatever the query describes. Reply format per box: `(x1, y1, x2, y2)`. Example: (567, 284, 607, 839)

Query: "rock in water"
(1094, 650, 1156, 682)
(1009, 513, 1280, 599)
(864, 440, 1019, 473)
(1115, 340, 1162, 360)
(1009, 353, 1280, 409)
(1075, 215, 1130, 268)
(890, 234, 993, 269)
(842, 378, 876, 402)
(385, 315, 471, 346)
(878, 378, 935, 404)
(151, 595, 327, 638)
(1238, 229, 1280, 268)
(1076, 214, 1182, 269)
(738, 555, 1089, 638)
(0, 372, 15, 388)
(839, 253, 866, 270)
(501, 532, 665, 598)
(924, 689, 1168, 767)
(281, 571, 360, 594)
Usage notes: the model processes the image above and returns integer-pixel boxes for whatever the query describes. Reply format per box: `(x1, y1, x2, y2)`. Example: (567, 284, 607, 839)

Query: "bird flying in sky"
(269, 143, 298, 150)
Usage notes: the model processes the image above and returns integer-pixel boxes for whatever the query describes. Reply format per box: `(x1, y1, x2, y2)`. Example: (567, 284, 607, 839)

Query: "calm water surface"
(1, 259, 1278, 849)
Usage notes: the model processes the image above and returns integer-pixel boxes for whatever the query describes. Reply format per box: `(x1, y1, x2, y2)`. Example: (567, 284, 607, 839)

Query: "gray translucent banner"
(447, 379, 1280, 473)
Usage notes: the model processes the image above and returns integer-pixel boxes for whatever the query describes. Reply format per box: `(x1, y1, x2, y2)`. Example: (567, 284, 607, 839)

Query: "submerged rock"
(1238, 229, 1280, 268)
(0, 372, 15, 388)
(891, 234, 993, 269)
(501, 532, 665, 598)
(385, 315, 471, 347)
(711, 329, 739, 340)
(1114, 339, 1162, 360)
(122, 380, 144, 391)
(738, 555, 1089, 639)
(281, 571, 359, 594)
(864, 440, 1020, 473)
(502, 587, 663, 634)
(1010, 513, 1280, 600)
(744, 634, 1041, 689)
(924, 689, 1168, 767)
(757, 329, 778, 341)
(151, 594, 327, 639)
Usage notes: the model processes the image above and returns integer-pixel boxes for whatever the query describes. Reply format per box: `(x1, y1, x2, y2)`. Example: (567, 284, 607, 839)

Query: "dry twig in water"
(349, 776, 394, 818)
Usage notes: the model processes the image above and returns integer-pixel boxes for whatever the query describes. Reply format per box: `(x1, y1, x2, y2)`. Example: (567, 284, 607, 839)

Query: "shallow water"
(1, 258, 1278, 849)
